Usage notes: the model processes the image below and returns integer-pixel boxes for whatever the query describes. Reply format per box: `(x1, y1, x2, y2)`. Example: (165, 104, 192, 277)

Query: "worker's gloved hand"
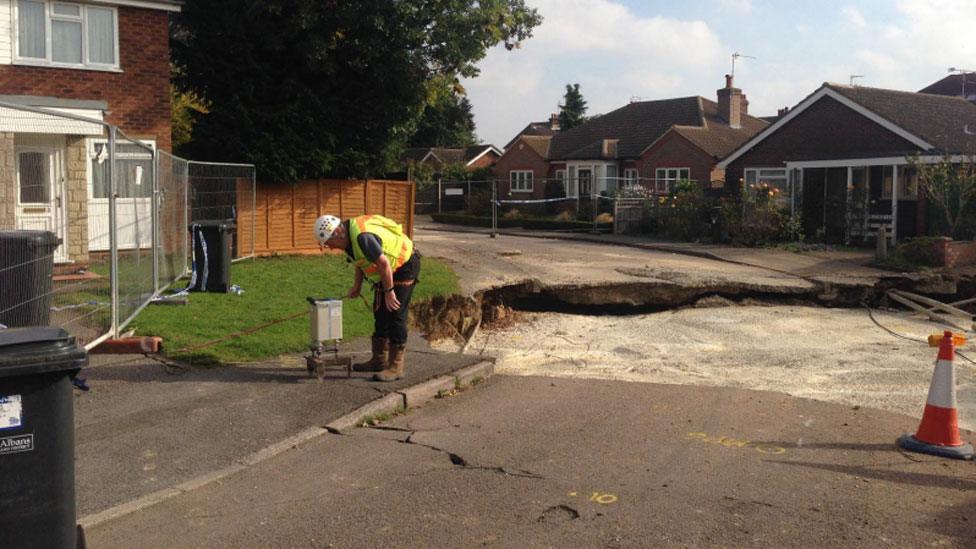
(385, 289, 401, 312)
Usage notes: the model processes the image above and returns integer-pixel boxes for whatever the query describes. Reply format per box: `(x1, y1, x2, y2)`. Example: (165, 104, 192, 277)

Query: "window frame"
(13, 0, 121, 71)
(509, 170, 534, 193)
(623, 168, 639, 187)
(655, 167, 690, 192)
(88, 138, 156, 200)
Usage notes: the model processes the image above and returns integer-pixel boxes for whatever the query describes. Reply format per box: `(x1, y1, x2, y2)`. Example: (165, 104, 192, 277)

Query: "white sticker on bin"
(0, 395, 23, 430)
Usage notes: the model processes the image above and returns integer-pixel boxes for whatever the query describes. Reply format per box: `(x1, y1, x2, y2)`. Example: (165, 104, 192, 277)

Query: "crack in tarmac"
(362, 427, 545, 480)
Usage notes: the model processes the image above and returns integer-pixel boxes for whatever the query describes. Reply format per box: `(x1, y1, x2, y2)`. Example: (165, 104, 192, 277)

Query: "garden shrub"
(722, 182, 789, 246)
(897, 236, 945, 267)
(659, 180, 711, 241)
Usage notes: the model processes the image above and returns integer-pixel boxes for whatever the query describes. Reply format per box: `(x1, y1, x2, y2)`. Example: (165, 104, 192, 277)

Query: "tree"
(171, 85, 208, 154)
(408, 77, 478, 147)
(172, 1, 541, 183)
(558, 83, 588, 131)
(909, 153, 976, 238)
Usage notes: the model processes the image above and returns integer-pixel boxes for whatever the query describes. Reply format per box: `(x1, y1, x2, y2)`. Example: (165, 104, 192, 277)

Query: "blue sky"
(463, 0, 976, 146)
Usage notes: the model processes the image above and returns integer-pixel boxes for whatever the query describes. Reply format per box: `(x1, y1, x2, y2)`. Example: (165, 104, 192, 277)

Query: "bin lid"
(0, 327, 87, 378)
(0, 230, 62, 248)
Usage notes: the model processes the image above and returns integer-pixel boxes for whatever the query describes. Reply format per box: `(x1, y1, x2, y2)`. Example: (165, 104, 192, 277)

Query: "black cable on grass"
(864, 304, 976, 366)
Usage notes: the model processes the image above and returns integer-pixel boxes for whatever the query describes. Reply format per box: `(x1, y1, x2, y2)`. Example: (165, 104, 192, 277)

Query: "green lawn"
(130, 254, 459, 364)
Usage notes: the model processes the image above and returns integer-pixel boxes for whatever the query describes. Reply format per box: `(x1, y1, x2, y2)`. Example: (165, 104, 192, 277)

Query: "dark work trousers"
(373, 252, 420, 345)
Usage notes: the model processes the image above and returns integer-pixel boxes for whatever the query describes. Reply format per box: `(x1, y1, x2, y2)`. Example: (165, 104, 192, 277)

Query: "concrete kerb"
(79, 360, 496, 529)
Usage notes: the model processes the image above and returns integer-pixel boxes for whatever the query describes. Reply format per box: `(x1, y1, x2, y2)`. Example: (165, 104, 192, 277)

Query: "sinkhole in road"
(413, 276, 976, 430)
(412, 269, 976, 339)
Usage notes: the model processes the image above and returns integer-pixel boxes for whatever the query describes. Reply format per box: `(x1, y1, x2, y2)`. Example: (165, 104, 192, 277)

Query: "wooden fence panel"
(236, 179, 414, 257)
(293, 182, 320, 250)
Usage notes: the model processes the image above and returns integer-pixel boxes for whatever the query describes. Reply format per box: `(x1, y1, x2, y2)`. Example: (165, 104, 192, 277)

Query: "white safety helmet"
(313, 215, 342, 245)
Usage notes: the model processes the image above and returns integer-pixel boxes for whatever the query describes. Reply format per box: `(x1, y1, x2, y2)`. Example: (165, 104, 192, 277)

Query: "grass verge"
(130, 254, 459, 364)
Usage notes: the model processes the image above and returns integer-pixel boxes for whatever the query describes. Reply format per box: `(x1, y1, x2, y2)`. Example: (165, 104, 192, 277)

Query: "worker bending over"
(314, 214, 420, 382)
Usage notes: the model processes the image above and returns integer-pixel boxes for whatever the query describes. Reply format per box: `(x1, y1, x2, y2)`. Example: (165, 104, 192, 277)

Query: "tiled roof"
(401, 145, 499, 167)
(919, 74, 976, 101)
(828, 84, 976, 153)
(671, 100, 768, 159)
(504, 121, 559, 149)
(547, 96, 766, 161)
(519, 135, 552, 158)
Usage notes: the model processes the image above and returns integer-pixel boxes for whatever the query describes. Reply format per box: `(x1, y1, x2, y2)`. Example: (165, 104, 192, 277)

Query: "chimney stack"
(717, 74, 748, 129)
(549, 113, 560, 131)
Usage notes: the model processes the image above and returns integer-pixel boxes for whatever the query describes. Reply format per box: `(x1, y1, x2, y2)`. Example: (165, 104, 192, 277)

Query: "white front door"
(15, 144, 68, 262)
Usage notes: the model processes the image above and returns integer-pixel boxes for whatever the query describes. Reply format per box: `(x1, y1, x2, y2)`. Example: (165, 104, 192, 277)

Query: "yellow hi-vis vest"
(348, 215, 414, 283)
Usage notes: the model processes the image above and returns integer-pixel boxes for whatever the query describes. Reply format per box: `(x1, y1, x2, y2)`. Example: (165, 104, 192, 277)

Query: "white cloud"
(838, 0, 976, 92)
(842, 6, 867, 28)
(463, 0, 728, 146)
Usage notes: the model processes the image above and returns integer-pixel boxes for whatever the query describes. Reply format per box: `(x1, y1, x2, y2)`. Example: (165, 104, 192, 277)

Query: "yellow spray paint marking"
(686, 432, 787, 455)
(567, 490, 618, 504)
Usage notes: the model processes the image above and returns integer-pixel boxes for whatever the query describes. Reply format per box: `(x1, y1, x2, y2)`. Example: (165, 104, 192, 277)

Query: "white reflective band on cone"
(926, 359, 957, 409)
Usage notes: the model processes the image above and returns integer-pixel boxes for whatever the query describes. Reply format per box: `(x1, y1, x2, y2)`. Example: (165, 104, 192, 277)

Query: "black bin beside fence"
(0, 231, 61, 328)
(188, 221, 235, 293)
(0, 327, 88, 548)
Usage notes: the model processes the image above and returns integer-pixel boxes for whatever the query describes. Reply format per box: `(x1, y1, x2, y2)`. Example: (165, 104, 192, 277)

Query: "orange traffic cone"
(897, 330, 973, 460)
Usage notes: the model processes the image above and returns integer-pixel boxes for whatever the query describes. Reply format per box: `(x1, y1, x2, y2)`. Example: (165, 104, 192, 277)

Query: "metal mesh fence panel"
(187, 161, 257, 261)
(0, 100, 253, 348)
(112, 129, 156, 331)
(156, 150, 189, 286)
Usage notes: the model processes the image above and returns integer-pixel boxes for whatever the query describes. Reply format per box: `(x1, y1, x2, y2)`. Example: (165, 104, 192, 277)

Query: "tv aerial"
(731, 52, 756, 77)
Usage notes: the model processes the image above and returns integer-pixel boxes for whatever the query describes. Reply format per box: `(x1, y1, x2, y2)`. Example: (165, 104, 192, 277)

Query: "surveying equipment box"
(310, 298, 343, 343)
(305, 297, 352, 380)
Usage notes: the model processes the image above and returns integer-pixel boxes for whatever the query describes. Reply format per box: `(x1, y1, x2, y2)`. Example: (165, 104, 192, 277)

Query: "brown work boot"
(353, 337, 388, 372)
(373, 344, 406, 382)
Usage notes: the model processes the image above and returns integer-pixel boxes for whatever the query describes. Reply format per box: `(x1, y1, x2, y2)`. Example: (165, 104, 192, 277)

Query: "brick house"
(494, 76, 767, 200)
(718, 83, 976, 244)
(0, 0, 180, 265)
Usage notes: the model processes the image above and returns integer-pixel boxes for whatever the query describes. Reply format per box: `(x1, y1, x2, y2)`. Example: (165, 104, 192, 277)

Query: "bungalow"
(0, 0, 180, 266)
(717, 83, 976, 244)
(494, 76, 768, 200)
(402, 144, 502, 174)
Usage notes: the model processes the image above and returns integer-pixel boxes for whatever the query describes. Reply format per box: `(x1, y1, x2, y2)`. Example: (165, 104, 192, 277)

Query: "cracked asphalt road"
(88, 375, 976, 548)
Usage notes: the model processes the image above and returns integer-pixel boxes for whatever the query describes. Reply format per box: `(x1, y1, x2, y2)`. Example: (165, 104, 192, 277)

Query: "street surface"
(88, 375, 976, 547)
(83, 227, 976, 546)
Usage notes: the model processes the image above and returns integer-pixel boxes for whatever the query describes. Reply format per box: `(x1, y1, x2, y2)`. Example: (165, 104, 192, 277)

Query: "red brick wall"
(467, 151, 499, 170)
(493, 138, 549, 199)
(725, 96, 920, 189)
(638, 132, 715, 188)
(0, 7, 173, 151)
(938, 239, 976, 268)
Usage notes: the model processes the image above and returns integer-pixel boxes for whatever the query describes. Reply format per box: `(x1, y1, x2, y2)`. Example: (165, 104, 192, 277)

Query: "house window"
(744, 167, 788, 204)
(17, 152, 51, 204)
(881, 166, 919, 200)
(655, 167, 690, 192)
(624, 168, 638, 186)
(510, 170, 533, 193)
(91, 141, 155, 199)
(15, 1, 119, 69)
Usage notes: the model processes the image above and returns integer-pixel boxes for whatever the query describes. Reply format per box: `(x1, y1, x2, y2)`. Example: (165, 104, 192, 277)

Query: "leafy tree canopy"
(173, 1, 541, 183)
(558, 83, 588, 131)
(408, 76, 477, 148)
